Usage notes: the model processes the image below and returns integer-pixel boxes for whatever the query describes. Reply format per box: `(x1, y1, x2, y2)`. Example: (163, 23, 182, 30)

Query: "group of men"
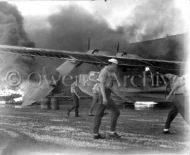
(66, 58, 189, 139)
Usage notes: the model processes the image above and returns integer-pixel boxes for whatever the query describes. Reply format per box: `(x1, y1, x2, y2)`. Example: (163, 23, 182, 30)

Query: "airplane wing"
(0, 45, 185, 72)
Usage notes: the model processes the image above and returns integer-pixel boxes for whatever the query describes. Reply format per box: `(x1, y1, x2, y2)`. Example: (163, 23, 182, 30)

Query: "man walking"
(163, 74, 189, 134)
(93, 58, 122, 139)
(67, 80, 80, 117)
(88, 83, 100, 116)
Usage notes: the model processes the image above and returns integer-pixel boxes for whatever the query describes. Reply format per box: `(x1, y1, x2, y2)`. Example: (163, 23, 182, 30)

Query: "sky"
(7, 0, 189, 46)
(10, 0, 139, 29)
(1, 0, 189, 57)
(10, 0, 190, 30)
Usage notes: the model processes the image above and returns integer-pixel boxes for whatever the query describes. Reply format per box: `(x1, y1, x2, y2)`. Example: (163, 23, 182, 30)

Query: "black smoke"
(0, 1, 34, 46)
(26, 1, 186, 61)
(27, 5, 126, 53)
(0, 1, 36, 88)
(121, 0, 184, 42)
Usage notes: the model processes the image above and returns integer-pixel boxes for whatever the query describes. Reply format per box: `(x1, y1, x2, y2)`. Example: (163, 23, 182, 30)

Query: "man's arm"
(99, 82, 107, 105)
(166, 79, 185, 100)
(49, 75, 57, 87)
(113, 73, 121, 87)
(73, 85, 80, 99)
(166, 90, 174, 100)
(74, 91, 80, 99)
(98, 67, 108, 105)
(42, 68, 49, 84)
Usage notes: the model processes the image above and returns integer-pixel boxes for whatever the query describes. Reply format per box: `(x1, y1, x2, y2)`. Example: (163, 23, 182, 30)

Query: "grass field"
(0, 99, 189, 155)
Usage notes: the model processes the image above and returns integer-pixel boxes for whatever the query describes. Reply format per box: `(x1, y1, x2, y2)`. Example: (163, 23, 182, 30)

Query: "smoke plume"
(0, 1, 36, 88)
(25, 0, 186, 61)
(27, 5, 126, 53)
(0, 1, 34, 46)
(120, 0, 184, 41)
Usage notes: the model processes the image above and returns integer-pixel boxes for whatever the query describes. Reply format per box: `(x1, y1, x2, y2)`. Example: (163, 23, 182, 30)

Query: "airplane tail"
(56, 60, 82, 76)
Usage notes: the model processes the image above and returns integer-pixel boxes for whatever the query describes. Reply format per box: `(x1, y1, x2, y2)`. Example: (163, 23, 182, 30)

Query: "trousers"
(93, 89, 120, 134)
(89, 93, 99, 114)
(69, 93, 79, 116)
(165, 94, 189, 129)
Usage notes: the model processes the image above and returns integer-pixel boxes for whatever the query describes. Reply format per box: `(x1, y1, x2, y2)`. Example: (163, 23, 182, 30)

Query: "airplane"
(0, 34, 186, 107)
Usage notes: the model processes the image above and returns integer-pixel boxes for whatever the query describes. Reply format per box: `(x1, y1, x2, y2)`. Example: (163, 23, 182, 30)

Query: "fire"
(0, 87, 24, 105)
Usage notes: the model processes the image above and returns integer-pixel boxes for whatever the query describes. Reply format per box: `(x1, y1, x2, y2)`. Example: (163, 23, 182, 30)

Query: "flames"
(0, 87, 24, 105)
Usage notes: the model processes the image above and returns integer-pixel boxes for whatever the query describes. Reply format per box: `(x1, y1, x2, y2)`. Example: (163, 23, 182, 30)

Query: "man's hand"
(166, 91, 173, 101)
(102, 98, 108, 105)
(113, 73, 121, 88)
(118, 82, 122, 88)
(75, 93, 80, 99)
(166, 95, 170, 101)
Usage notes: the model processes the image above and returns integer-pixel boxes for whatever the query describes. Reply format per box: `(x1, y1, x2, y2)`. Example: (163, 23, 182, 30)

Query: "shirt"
(97, 65, 117, 89)
(171, 76, 186, 95)
(70, 81, 79, 94)
(51, 77, 63, 94)
(92, 65, 119, 95)
(92, 83, 100, 94)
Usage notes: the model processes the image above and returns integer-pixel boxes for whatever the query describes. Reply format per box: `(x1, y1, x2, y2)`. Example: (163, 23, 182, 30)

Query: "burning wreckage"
(0, 87, 23, 105)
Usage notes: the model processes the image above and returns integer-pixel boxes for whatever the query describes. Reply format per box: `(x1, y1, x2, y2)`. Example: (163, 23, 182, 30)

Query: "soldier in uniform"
(92, 58, 122, 139)
(163, 74, 189, 134)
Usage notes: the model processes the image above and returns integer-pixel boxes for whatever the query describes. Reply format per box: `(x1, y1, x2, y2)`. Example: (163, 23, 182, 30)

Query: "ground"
(0, 99, 189, 155)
